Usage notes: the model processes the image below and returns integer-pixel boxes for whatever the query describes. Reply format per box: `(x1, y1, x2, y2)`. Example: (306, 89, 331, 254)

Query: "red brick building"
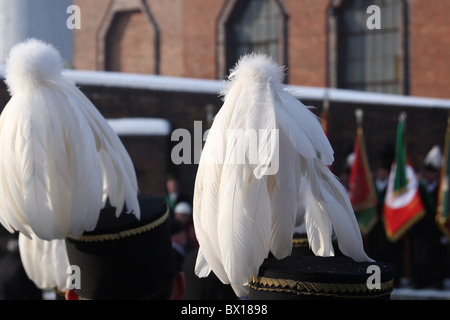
(73, 0, 450, 99)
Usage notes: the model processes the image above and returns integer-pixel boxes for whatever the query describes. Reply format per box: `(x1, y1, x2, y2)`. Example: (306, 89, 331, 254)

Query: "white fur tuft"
(226, 53, 285, 85)
(5, 38, 63, 95)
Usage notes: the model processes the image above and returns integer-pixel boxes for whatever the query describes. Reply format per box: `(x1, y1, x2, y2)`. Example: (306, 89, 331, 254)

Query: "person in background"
(165, 176, 192, 219)
(369, 145, 405, 287)
(338, 151, 354, 196)
(173, 202, 197, 253)
(368, 158, 392, 264)
(174, 202, 193, 227)
(410, 145, 446, 289)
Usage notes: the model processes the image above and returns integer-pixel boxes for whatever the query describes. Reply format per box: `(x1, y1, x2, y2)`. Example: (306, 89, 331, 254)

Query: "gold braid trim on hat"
(249, 276, 394, 299)
(292, 237, 309, 248)
(68, 207, 170, 242)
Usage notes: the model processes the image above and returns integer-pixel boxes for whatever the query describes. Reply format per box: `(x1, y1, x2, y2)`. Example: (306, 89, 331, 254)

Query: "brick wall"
(73, 0, 330, 85)
(73, 0, 450, 99)
(409, 0, 450, 98)
(283, 0, 329, 87)
(181, 0, 224, 79)
(72, 0, 110, 70)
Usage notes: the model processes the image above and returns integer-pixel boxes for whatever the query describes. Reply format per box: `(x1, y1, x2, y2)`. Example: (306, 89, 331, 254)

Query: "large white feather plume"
(193, 53, 371, 297)
(0, 38, 140, 241)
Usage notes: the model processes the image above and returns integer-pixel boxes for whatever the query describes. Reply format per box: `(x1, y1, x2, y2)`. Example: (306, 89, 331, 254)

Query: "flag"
(349, 109, 378, 235)
(437, 115, 450, 239)
(383, 113, 425, 242)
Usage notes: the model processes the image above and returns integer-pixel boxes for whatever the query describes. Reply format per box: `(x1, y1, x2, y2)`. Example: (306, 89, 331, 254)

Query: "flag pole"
(354, 109, 369, 252)
(355, 108, 363, 127)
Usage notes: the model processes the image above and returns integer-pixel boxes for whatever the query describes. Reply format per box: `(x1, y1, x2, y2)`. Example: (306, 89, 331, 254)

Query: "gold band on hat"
(249, 275, 394, 299)
(68, 207, 169, 242)
(292, 237, 309, 248)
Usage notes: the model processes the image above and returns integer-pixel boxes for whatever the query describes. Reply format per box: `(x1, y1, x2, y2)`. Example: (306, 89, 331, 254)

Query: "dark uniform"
(409, 154, 446, 289)
(367, 146, 404, 287)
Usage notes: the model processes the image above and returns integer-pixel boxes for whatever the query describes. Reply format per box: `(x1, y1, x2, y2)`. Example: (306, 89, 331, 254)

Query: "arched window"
(329, 0, 407, 94)
(97, 0, 160, 74)
(217, 0, 287, 80)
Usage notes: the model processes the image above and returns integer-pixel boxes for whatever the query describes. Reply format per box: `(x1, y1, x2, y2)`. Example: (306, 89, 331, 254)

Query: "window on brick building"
(105, 10, 157, 74)
(96, 0, 160, 74)
(217, 0, 287, 80)
(331, 0, 407, 94)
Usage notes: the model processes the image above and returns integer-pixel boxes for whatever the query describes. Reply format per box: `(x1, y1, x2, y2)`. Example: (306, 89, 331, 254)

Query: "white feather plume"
(193, 53, 371, 297)
(0, 38, 140, 241)
(18, 233, 70, 291)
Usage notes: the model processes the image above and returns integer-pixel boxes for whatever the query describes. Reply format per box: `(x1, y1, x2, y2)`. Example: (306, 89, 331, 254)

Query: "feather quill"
(193, 53, 371, 297)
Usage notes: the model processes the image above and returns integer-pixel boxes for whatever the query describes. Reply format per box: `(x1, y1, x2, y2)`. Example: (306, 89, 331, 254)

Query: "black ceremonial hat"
(249, 255, 393, 300)
(249, 234, 393, 300)
(65, 195, 176, 300)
